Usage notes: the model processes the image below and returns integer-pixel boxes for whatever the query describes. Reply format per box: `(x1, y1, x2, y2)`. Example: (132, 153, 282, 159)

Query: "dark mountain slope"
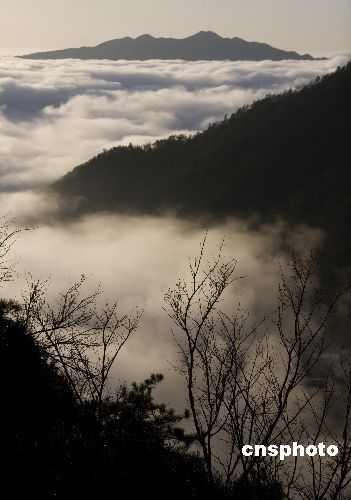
(20, 31, 317, 61)
(53, 62, 351, 271)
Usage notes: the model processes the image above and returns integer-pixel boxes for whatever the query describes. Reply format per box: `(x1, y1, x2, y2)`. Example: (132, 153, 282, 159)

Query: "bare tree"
(19, 275, 142, 417)
(164, 236, 240, 486)
(297, 356, 351, 500)
(0, 216, 142, 421)
(165, 238, 351, 497)
(0, 215, 24, 284)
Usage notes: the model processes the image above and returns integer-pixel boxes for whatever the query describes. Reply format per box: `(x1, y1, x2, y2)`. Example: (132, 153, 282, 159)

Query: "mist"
(1, 213, 322, 409)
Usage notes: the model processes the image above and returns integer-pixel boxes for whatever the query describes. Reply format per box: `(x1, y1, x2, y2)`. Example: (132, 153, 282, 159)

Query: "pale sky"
(0, 0, 350, 56)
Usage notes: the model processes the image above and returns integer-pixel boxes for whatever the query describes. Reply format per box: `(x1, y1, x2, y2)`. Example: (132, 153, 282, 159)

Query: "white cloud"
(0, 55, 347, 192)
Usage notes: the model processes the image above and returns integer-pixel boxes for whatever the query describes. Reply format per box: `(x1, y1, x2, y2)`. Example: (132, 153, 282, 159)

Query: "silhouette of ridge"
(20, 32, 320, 61)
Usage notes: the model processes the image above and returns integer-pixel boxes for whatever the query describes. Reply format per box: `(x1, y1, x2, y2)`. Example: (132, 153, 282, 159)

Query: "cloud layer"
(0, 55, 347, 193)
(2, 214, 322, 408)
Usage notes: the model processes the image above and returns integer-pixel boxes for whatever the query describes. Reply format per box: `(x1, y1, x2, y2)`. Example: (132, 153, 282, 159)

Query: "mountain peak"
(20, 32, 319, 62)
(136, 34, 154, 40)
(192, 31, 222, 39)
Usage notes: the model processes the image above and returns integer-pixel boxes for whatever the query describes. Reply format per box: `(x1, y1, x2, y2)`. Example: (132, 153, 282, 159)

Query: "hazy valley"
(1, 23, 351, 496)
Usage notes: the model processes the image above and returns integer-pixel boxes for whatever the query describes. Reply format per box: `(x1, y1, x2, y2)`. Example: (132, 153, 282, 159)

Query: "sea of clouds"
(0, 55, 347, 197)
(0, 55, 347, 404)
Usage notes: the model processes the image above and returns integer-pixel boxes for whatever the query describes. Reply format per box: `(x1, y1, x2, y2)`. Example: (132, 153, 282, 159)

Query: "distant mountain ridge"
(20, 31, 318, 61)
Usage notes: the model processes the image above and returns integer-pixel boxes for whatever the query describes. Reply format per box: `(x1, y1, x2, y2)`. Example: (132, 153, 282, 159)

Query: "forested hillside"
(53, 61, 351, 272)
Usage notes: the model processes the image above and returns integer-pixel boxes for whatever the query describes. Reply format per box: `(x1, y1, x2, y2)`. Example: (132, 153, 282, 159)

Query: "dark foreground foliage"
(1, 299, 283, 498)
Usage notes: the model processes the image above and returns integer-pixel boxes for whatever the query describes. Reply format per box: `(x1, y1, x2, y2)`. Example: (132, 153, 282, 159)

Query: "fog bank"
(1, 213, 322, 408)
